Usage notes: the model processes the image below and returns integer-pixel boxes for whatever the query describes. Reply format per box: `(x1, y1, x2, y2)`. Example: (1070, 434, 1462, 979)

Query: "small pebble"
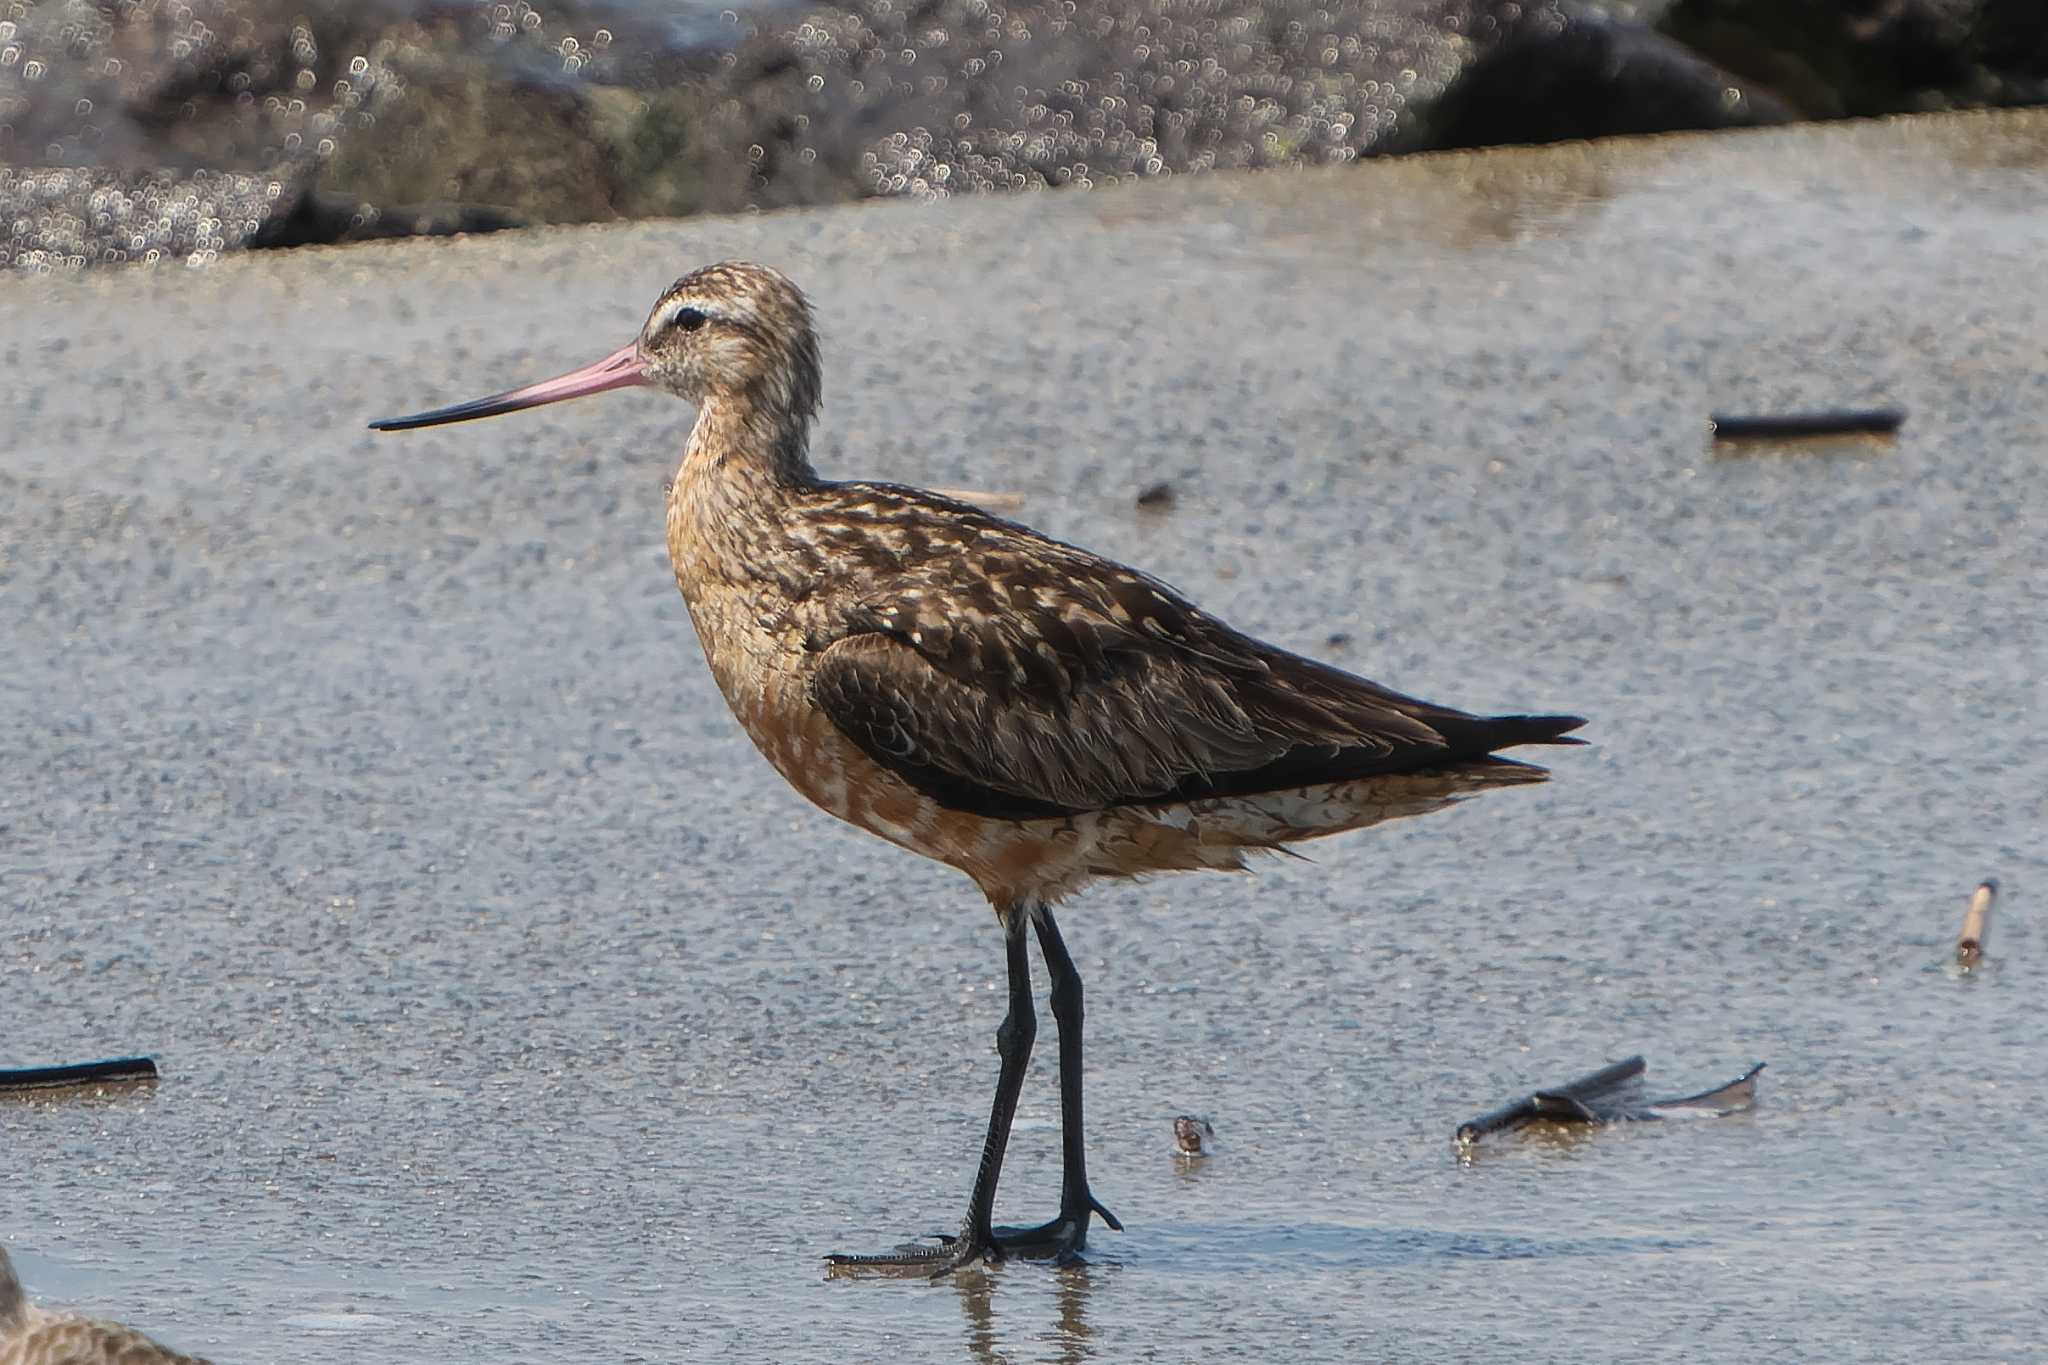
(1136, 481, 1176, 510)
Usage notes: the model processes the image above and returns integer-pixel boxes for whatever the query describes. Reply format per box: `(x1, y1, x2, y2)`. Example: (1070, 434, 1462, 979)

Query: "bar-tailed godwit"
(372, 262, 1585, 1271)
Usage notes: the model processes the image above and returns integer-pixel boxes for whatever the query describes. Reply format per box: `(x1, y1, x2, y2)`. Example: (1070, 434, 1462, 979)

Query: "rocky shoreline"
(2, 0, 2041, 271)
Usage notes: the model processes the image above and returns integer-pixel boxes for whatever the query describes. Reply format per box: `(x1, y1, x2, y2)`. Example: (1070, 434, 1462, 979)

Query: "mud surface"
(4, 111, 2044, 1360)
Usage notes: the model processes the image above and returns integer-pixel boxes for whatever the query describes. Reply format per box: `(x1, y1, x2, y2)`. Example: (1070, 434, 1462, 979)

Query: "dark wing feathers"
(803, 634, 1082, 821)
(803, 485, 1584, 820)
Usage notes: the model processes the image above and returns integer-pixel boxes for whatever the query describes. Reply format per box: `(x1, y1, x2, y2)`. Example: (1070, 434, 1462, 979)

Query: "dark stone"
(1659, 0, 2048, 118)
(311, 43, 622, 226)
(246, 190, 529, 250)
(1421, 9, 1797, 150)
(1976, 0, 2048, 85)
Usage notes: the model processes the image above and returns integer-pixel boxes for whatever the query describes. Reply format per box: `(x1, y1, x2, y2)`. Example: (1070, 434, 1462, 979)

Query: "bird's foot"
(991, 1185, 1122, 1259)
(824, 1235, 963, 1275)
(824, 1224, 997, 1278)
(824, 1192, 1120, 1278)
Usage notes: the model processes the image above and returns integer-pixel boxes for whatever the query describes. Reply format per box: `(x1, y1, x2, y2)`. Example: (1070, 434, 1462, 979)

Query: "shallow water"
(3, 110, 2044, 1361)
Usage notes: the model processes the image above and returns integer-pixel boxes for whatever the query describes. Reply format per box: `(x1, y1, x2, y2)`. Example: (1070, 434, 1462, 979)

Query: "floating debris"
(1172, 1115, 1216, 1157)
(1708, 409, 1906, 441)
(0, 1057, 158, 1095)
(1457, 1056, 1644, 1142)
(1455, 1055, 1763, 1146)
(1956, 878, 1998, 970)
(0, 1247, 211, 1365)
(1642, 1063, 1767, 1120)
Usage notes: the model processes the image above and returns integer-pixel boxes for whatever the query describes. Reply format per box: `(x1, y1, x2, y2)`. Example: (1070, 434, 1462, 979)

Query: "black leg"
(1033, 905, 1121, 1237)
(983, 905, 1121, 1257)
(826, 905, 1037, 1273)
(958, 906, 1039, 1254)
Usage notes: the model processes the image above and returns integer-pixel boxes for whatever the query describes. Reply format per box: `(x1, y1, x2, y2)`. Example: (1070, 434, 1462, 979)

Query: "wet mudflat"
(3, 110, 2043, 1361)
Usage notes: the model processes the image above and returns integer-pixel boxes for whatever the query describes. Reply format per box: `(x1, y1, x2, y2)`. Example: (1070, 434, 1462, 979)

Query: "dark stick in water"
(1708, 409, 1906, 440)
(0, 1057, 159, 1092)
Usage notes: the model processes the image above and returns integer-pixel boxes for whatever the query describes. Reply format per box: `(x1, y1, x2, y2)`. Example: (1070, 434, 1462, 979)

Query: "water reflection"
(1141, 1220, 1695, 1272)
(954, 1261, 1098, 1365)
(0, 1078, 159, 1112)
(1453, 1116, 1611, 1167)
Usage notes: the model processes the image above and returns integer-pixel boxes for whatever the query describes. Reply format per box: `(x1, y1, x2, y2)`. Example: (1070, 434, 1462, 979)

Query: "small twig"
(1708, 409, 1906, 441)
(928, 487, 1027, 512)
(1956, 878, 1998, 969)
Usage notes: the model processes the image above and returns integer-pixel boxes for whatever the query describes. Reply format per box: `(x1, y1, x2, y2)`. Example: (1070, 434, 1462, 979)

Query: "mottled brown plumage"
(371, 260, 1585, 1272)
(0, 1249, 210, 1365)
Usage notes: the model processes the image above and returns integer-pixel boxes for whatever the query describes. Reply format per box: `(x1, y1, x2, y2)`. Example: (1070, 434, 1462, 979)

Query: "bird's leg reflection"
(1052, 1261, 1096, 1364)
(955, 1270, 1003, 1365)
(953, 1259, 1099, 1365)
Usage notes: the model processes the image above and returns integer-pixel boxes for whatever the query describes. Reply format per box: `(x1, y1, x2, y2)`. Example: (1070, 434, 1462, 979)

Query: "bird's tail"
(1427, 711, 1587, 759)
(0, 1247, 26, 1335)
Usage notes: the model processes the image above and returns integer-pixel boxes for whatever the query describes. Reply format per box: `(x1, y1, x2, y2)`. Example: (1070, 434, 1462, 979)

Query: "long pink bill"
(368, 341, 647, 431)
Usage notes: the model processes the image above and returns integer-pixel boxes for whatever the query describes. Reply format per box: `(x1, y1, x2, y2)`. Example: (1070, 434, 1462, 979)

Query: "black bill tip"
(367, 392, 524, 432)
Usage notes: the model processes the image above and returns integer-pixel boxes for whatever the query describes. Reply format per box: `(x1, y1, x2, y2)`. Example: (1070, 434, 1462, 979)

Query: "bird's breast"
(671, 595, 1096, 903)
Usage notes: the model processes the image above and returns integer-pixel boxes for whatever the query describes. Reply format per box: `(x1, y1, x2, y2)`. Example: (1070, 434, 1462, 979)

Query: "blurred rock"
(314, 42, 620, 222)
(247, 188, 529, 248)
(1659, 0, 2048, 118)
(1422, 9, 1797, 149)
(1, 0, 2044, 271)
(0, 0, 396, 172)
(707, 0, 1514, 200)
(0, 0, 412, 267)
(1, 165, 285, 269)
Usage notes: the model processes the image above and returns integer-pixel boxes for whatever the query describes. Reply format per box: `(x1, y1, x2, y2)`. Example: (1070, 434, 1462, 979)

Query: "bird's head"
(368, 260, 821, 433)
(637, 262, 820, 419)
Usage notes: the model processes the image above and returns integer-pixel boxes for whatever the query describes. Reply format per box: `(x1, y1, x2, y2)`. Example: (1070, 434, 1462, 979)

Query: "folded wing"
(807, 546, 1582, 822)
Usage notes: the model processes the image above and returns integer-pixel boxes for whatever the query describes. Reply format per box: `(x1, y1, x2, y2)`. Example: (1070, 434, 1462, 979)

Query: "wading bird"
(371, 263, 1584, 1272)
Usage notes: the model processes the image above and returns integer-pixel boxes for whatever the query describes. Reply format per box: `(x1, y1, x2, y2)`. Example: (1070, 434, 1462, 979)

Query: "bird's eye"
(673, 306, 709, 333)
